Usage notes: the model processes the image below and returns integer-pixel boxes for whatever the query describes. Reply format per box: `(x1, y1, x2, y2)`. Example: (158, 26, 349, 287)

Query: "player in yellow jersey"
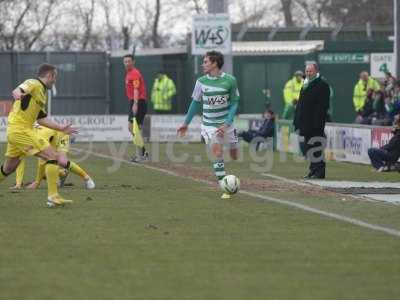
(11, 125, 95, 190)
(1, 63, 78, 207)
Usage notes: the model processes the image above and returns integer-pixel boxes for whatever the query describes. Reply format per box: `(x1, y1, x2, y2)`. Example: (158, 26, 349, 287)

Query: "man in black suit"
(294, 63, 330, 179)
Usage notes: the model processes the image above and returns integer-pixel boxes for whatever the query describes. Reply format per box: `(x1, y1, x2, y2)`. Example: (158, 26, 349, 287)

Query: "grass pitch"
(0, 142, 399, 300)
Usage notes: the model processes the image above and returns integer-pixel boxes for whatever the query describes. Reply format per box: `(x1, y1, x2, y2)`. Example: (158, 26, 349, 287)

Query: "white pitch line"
(262, 173, 311, 186)
(262, 173, 383, 204)
(74, 148, 400, 239)
(240, 190, 400, 238)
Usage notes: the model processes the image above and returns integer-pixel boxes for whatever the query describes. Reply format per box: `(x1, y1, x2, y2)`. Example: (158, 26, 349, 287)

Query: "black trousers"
(128, 100, 147, 126)
(240, 130, 258, 143)
(300, 135, 326, 177)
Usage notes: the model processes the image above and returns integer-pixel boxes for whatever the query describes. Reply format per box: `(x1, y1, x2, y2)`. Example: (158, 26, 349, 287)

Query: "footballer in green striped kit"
(177, 51, 240, 199)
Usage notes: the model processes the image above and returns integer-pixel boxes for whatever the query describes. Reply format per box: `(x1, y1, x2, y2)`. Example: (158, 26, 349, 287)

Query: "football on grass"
(220, 175, 240, 194)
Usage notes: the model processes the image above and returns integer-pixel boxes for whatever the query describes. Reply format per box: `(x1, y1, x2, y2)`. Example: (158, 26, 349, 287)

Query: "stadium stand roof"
(232, 40, 324, 56)
(231, 26, 393, 42)
(111, 47, 187, 57)
(111, 41, 324, 57)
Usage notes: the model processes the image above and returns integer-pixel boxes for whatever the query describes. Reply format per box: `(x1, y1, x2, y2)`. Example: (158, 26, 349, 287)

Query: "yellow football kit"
(3, 76, 92, 203)
(6, 78, 49, 158)
(14, 126, 89, 186)
(0, 75, 81, 206)
(35, 126, 70, 153)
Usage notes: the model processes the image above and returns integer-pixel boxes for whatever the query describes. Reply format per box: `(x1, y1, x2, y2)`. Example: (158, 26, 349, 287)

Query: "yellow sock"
(36, 159, 46, 183)
(15, 159, 25, 186)
(69, 161, 89, 179)
(45, 163, 59, 197)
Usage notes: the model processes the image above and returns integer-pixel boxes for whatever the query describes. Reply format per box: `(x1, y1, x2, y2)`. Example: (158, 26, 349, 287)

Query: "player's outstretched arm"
(177, 99, 201, 137)
(225, 101, 239, 126)
(37, 117, 78, 135)
(12, 87, 26, 100)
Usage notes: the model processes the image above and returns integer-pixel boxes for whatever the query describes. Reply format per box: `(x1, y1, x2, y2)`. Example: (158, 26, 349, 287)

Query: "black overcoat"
(293, 76, 330, 137)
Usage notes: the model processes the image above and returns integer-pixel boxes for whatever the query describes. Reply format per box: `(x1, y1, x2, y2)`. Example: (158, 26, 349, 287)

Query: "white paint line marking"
(304, 180, 400, 189)
(262, 173, 392, 204)
(360, 194, 400, 204)
(240, 190, 400, 238)
(262, 173, 311, 186)
(75, 148, 400, 239)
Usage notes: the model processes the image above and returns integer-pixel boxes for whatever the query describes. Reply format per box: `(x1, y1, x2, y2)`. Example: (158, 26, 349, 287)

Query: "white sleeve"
(191, 80, 203, 102)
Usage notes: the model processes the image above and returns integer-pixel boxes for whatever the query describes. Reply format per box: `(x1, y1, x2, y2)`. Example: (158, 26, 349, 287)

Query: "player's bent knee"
(1, 164, 13, 176)
(2, 158, 21, 175)
(56, 156, 70, 169)
(38, 147, 58, 161)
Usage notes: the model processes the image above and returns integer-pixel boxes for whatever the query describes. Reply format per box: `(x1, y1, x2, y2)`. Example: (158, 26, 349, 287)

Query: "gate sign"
(192, 14, 231, 55)
(371, 53, 395, 78)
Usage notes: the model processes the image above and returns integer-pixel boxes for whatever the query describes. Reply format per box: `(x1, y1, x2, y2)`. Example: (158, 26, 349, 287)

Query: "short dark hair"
(37, 63, 56, 77)
(205, 51, 224, 69)
(123, 54, 135, 60)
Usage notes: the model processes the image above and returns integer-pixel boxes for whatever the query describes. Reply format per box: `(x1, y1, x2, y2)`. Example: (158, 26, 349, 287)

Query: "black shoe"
(303, 173, 313, 179)
(309, 173, 325, 179)
(130, 156, 140, 163)
(130, 152, 149, 163)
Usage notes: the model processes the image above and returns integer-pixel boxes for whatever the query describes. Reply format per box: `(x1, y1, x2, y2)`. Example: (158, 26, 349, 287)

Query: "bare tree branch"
(77, 0, 96, 50)
(100, 0, 114, 50)
(152, 0, 161, 48)
(293, 0, 316, 26)
(190, 0, 206, 14)
(25, 0, 58, 50)
(235, 0, 270, 27)
(280, 0, 294, 27)
(9, 0, 32, 50)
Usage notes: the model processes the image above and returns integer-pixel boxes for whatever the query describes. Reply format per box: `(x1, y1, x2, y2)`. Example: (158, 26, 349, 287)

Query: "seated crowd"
(354, 71, 400, 126)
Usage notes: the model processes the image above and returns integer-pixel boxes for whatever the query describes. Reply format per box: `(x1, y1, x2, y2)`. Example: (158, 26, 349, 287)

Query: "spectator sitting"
(389, 80, 400, 118)
(239, 109, 275, 149)
(370, 84, 392, 126)
(383, 71, 396, 95)
(368, 116, 400, 172)
(356, 84, 393, 126)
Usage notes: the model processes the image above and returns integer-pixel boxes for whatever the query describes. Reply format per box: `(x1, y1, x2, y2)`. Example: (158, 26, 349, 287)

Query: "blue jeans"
(368, 148, 393, 169)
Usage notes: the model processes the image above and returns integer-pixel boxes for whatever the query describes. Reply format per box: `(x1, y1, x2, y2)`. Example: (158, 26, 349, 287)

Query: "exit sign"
(319, 53, 370, 64)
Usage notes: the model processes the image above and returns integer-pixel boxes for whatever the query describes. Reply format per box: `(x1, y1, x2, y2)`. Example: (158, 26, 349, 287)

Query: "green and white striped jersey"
(192, 72, 240, 127)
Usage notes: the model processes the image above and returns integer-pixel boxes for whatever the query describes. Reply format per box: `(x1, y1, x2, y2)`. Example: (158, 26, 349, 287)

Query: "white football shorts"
(200, 124, 238, 148)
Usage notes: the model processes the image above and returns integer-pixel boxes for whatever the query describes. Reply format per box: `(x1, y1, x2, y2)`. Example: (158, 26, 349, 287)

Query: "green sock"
(213, 160, 226, 181)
